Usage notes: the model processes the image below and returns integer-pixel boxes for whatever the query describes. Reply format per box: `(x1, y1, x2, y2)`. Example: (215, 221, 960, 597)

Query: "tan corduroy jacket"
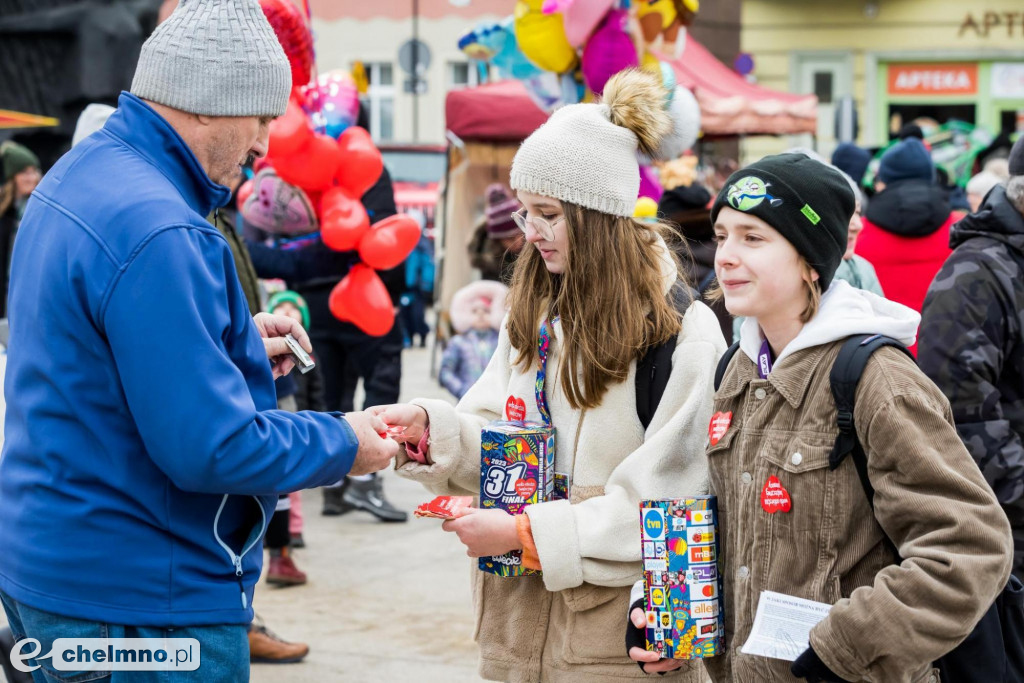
(704, 339, 1013, 683)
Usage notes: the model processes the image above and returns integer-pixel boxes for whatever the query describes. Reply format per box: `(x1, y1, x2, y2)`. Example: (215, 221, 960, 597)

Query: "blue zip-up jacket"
(0, 93, 357, 627)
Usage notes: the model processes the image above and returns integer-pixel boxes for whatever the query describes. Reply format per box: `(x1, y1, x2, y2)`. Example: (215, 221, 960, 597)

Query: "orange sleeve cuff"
(515, 514, 542, 571)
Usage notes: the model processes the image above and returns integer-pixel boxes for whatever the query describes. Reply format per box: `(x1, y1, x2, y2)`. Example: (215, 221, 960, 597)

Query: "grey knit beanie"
(131, 0, 291, 118)
(510, 69, 671, 217)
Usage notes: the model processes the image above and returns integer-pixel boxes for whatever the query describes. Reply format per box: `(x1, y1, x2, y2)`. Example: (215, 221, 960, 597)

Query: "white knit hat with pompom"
(510, 69, 671, 217)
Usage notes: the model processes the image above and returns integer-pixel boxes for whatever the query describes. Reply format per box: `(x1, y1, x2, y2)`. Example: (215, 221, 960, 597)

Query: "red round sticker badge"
(761, 475, 792, 513)
(708, 411, 732, 446)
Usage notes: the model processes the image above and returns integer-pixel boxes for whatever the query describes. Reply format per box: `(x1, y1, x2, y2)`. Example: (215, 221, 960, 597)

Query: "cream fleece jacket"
(396, 277, 726, 593)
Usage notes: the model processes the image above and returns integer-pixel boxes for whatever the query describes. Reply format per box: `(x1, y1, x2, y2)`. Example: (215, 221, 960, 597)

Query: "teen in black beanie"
(710, 153, 856, 291)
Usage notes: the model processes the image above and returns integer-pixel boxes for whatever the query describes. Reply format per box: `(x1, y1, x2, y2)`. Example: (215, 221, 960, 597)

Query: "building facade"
(742, 0, 1024, 160)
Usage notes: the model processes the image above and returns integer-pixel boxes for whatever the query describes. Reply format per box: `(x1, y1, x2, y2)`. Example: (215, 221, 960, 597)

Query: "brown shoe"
(266, 550, 307, 586)
(248, 619, 309, 664)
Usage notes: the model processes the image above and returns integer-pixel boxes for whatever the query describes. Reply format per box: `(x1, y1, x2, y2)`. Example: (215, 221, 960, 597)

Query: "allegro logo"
(9, 638, 200, 673)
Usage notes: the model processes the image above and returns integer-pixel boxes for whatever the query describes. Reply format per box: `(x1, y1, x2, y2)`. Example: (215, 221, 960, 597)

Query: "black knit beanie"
(710, 153, 855, 291)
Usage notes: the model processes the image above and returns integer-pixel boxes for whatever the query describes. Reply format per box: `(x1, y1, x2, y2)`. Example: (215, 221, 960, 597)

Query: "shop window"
(365, 62, 395, 142)
(887, 104, 975, 138)
(813, 71, 834, 105)
(448, 61, 489, 89)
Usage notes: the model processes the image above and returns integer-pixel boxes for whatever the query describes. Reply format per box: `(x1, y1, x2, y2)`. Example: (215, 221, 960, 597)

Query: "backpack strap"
(635, 284, 695, 430)
(828, 334, 914, 561)
(714, 342, 741, 392)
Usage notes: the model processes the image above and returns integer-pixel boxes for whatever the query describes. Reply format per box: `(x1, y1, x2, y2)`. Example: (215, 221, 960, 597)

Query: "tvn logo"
(643, 508, 666, 541)
(10, 638, 200, 673)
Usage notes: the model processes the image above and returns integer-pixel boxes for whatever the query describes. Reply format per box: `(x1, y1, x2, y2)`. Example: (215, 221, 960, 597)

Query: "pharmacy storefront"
(873, 59, 1024, 138)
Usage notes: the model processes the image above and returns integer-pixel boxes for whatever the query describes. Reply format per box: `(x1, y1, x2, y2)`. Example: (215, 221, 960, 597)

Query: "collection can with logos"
(639, 496, 724, 659)
(478, 420, 556, 577)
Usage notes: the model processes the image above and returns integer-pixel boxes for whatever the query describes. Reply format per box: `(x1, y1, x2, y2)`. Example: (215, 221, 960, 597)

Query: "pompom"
(639, 85, 701, 164)
(601, 68, 672, 159)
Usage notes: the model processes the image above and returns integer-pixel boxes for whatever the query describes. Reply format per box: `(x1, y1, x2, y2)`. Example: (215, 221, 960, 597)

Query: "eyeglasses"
(510, 208, 563, 242)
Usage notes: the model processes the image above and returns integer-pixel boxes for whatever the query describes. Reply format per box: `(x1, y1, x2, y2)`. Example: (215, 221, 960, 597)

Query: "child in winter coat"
(629, 153, 1013, 682)
(439, 281, 507, 399)
(375, 69, 726, 682)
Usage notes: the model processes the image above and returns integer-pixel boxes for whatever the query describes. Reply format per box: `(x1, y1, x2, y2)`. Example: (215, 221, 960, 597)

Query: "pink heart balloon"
(241, 168, 318, 235)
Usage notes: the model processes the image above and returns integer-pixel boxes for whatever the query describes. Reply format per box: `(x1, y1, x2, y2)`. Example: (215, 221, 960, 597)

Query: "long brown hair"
(506, 203, 685, 410)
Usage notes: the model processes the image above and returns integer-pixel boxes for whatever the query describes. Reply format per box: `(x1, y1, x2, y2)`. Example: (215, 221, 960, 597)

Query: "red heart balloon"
(335, 126, 384, 198)
(357, 213, 422, 270)
(320, 187, 369, 251)
(274, 132, 342, 192)
(328, 264, 394, 336)
(268, 98, 312, 157)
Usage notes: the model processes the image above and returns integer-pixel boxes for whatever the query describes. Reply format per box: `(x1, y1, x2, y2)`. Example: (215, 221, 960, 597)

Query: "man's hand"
(254, 312, 311, 378)
(345, 410, 400, 476)
(441, 508, 521, 557)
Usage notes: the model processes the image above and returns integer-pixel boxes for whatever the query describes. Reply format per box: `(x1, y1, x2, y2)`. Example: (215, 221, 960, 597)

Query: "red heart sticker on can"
(514, 478, 537, 499)
(505, 396, 527, 422)
(761, 475, 792, 513)
(709, 411, 732, 446)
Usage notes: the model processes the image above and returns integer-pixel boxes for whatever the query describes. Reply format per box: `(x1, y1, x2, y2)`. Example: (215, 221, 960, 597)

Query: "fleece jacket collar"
(104, 92, 232, 217)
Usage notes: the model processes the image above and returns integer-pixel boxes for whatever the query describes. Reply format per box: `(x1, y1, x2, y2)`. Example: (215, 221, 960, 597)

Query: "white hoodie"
(737, 280, 921, 368)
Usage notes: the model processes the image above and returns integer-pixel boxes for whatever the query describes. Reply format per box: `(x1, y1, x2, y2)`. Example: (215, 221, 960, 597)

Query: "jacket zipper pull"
(233, 556, 247, 608)
(214, 207, 220, 226)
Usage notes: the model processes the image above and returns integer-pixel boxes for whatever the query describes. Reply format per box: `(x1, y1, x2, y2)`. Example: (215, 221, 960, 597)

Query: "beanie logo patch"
(800, 204, 821, 225)
(726, 176, 783, 212)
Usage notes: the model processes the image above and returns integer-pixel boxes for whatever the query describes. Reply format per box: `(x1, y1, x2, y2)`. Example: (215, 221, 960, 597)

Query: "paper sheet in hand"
(740, 591, 832, 662)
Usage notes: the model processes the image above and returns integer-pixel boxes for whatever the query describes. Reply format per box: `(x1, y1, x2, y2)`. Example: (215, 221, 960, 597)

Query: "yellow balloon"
(641, 51, 661, 73)
(634, 197, 658, 220)
(636, 0, 677, 30)
(514, 0, 578, 74)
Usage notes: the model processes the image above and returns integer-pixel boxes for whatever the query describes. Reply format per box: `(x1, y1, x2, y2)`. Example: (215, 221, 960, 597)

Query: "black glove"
(625, 597, 668, 675)
(790, 646, 849, 682)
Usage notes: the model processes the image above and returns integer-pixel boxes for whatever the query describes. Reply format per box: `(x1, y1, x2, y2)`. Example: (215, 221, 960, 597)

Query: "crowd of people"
(0, 0, 1022, 681)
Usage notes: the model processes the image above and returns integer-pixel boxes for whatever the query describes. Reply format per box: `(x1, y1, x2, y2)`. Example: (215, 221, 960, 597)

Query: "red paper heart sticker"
(514, 478, 537, 499)
(505, 396, 527, 422)
(761, 475, 792, 513)
(708, 411, 732, 446)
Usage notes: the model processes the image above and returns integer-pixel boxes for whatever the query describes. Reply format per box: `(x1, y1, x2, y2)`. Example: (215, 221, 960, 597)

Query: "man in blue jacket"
(0, 0, 398, 680)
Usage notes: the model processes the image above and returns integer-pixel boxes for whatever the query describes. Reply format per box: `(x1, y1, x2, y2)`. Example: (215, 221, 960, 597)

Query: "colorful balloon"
(241, 168, 318, 235)
(335, 126, 384, 198)
(514, 0, 578, 74)
(304, 71, 360, 139)
(357, 214, 422, 271)
(638, 165, 663, 202)
(260, 0, 314, 88)
(273, 132, 343, 192)
(320, 187, 369, 251)
(581, 9, 639, 95)
(562, 0, 615, 47)
(268, 98, 313, 158)
(329, 265, 395, 336)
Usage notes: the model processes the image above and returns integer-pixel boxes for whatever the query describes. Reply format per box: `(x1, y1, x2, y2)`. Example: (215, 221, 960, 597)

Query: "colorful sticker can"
(478, 420, 556, 577)
(639, 496, 724, 659)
